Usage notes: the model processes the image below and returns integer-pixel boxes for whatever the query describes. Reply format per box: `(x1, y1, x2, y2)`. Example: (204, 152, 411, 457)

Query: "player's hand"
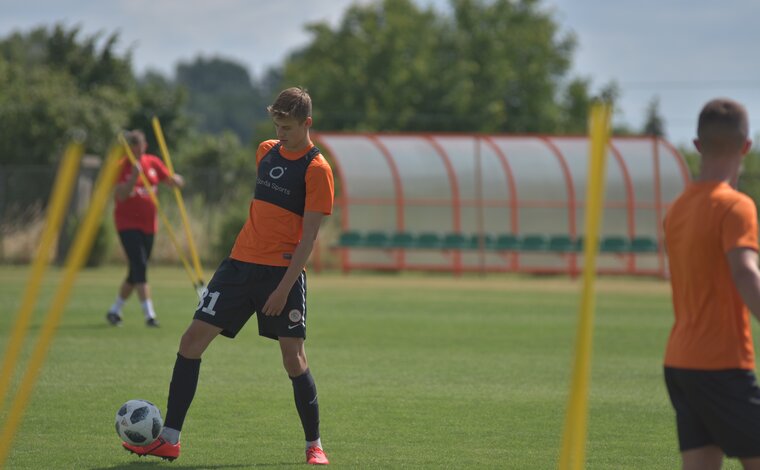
(171, 174, 185, 188)
(262, 287, 288, 316)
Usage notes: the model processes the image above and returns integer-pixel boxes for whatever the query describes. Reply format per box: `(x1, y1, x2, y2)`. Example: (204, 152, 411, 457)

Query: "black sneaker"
(146, 318, 160, 327)
(106, 312, 122, 326)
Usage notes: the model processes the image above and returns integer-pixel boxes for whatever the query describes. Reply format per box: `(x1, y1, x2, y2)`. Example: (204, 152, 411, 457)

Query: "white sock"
(141, 299, 156, 320)
(306, 438, 322, 450)
(109, 296, 125, 314)
(160, 426, 180, 444)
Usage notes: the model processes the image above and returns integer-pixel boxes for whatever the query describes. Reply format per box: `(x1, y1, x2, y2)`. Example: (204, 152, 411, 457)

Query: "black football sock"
(290, 369, 320, 442)
(164, 353, 201, 434)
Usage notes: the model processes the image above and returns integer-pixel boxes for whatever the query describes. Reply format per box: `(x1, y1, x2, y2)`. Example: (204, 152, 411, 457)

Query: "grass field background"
(0, 264, 753, 469)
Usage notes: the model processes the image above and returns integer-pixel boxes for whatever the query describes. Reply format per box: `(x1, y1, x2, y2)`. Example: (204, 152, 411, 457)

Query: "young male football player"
(122, 87, 333, 465)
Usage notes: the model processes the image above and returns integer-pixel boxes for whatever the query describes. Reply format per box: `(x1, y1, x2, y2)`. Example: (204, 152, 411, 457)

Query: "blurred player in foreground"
(664, 98, 760, 470)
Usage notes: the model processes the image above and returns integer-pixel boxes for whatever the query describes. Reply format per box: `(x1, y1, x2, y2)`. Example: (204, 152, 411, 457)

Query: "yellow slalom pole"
(151, 117, 204, 289)
(0, 141, 83, 414)
(0, 145, 122, 469)
(117, 133, 201, 293)
(558, 103, 612, 470)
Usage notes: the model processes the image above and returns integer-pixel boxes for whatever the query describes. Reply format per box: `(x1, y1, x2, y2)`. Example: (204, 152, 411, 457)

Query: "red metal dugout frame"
(314, 132, 690, 277)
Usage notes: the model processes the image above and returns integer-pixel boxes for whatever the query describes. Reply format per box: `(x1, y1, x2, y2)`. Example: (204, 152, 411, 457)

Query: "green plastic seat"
(520, 234, 548, 251)
(442, 233, 468, 249)
(337, 231, 362, 247)
(574, 236, 585, 252)
(469, 234, 493, 250)
(600, 236, 629, 253)
(494, 234, 520, 251)
(548, 235, 575, 252)
(631, 236, 658, 252)
(416, 232, 442, 249)
(389, 232, 415, 248)
(364, 231, 389, 248)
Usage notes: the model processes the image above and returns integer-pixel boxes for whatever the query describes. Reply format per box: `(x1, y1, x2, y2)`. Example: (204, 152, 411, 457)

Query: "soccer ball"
(115, 399, 163, 446)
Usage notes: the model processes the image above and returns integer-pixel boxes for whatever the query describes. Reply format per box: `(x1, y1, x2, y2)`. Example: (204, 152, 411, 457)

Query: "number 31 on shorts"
(197, 288, 220, 316)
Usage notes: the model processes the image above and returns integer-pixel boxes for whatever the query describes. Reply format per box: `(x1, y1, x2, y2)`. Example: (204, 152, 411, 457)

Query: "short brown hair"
(267, 87, 312, 122)
(125, 129, 147, 148)
(697, 98, 749, 153)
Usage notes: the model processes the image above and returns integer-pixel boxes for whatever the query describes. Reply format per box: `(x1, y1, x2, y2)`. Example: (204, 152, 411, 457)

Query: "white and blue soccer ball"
(115, 399, 163, 446)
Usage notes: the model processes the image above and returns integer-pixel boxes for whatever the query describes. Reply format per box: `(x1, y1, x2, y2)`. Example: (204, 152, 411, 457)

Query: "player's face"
(273, 116, 311, 151)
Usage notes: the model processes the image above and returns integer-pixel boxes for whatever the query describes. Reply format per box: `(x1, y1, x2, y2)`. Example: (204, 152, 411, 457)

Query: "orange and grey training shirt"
(230, 139, 334, 267)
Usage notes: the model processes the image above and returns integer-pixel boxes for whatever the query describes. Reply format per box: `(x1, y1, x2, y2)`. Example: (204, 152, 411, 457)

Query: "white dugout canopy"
(314, 132, 690, 276)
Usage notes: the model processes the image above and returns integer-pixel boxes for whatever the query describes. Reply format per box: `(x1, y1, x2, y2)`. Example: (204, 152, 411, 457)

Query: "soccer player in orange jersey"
(664, 98, 760, 470)
(122, 88, 333, 465)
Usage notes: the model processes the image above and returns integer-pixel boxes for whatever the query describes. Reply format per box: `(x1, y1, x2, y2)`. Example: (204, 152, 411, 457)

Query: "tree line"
(3, 0, 758, 198)
(1, 0, 669, 166)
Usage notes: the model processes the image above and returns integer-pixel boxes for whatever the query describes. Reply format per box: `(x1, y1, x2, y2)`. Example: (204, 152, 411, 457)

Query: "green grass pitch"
(0, 265, 753, 469)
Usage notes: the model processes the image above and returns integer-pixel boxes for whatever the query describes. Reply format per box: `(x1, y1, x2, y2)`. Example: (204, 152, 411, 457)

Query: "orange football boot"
(306, 446, 329, 465)
(122, 436, 180, 461)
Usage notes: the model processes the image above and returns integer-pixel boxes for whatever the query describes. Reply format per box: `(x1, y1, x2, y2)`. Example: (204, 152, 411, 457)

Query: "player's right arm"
(727, 247, 760, 323)
(114, 161, 141, 201)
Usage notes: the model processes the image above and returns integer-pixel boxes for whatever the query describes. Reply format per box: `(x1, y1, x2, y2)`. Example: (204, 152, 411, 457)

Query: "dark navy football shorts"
(665, 366, 760, 457)
(118, 229, 154, 284)
(193, 258, 307, 340)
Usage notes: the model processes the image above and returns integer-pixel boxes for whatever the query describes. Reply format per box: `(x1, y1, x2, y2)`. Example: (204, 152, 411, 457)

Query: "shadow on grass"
(22, 323, 123, 331)
(91, 461, 303, 469)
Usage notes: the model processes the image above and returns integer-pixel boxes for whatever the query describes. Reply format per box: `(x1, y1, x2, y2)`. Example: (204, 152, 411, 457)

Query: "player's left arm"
(261, 210, 325, 316)
(725, 196, 760, 321)
(727, 247, 760, 323)
(165, 173, 184, 188)
(152, 156, 185, 188)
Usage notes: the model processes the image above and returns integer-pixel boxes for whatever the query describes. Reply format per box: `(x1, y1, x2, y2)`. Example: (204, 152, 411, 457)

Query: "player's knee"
(178, 328, 207, 359)
(282, 354, 307, 377)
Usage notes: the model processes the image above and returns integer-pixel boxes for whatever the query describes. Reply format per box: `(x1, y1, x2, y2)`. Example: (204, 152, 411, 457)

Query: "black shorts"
(193, 258, 308, 340)
(118, 229, 154, 284)
(664, 366, 760, 457)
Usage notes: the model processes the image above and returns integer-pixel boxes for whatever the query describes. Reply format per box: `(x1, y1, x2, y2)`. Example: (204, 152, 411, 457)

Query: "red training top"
(113, 154, 170, 234)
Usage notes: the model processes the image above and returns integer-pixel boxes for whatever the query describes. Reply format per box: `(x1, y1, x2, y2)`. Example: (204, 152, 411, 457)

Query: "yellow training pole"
(0, 141, 83, 414)
(117, 133, 200, 293)
(558, 103, 612, 470)
(0, 145, 121, 469)
(151, 117, 204, 289)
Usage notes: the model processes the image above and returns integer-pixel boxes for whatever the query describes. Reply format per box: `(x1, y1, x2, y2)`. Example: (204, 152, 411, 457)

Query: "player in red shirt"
(122, 88, 334, 465)
(106, 130, 184, 327)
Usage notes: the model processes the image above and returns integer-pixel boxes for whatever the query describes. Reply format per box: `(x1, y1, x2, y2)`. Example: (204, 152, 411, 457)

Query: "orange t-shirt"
(230, 140, 334, 267)
(664, 181, 758, 370)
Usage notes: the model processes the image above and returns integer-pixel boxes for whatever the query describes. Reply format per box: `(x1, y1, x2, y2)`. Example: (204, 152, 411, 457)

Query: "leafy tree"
(0, 24, 193, 165)
(44, 25, 134, 91)
(174, 131, 254, 204)
(176, 56, 267, 143)
(281, 0, 595, 133)
(0, 25, 135, 163)
(678, 145, 699, 179)
(129, 71, 192, 156)
(739, 148, 760, 205)
(561, 78, 592, 134)
(642, 96, 666, 137)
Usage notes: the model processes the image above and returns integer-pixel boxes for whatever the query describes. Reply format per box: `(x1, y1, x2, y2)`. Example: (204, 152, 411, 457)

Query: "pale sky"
(2, 0, 759, 147)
